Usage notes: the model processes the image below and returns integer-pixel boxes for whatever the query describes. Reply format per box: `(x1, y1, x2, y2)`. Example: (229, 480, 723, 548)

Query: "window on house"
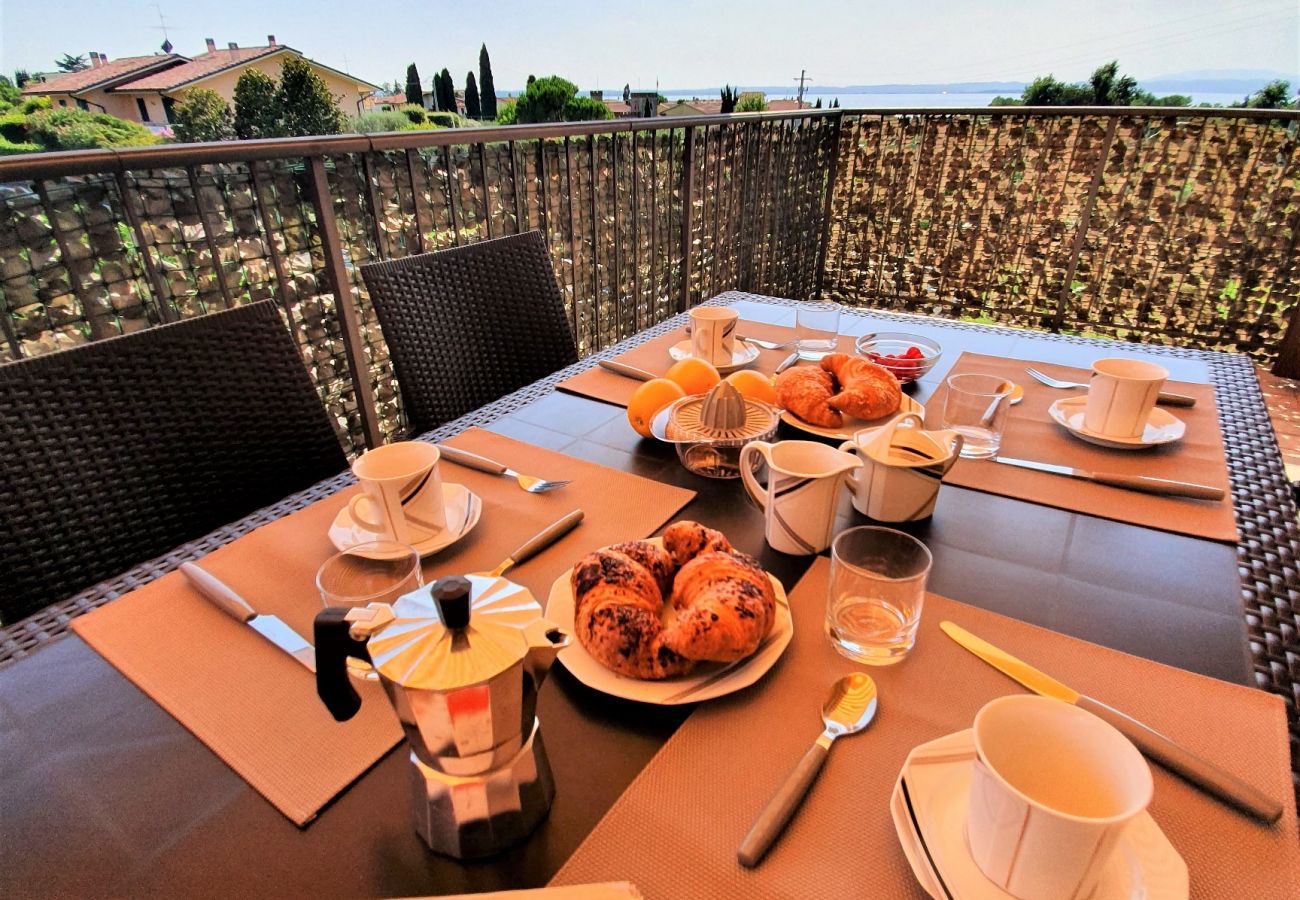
(136, 98, 150, 122)
(162, 97, 175, 123)
(58, 98, 67, 106)
(76, 99, 88, 111)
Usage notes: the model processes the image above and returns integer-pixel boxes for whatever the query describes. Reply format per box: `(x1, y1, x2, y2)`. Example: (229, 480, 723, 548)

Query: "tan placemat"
(925, 352, 1235, 543)
(72, 428, 695, 826)
(551, 557, 1297, 899)
(558, 322, 858, 408)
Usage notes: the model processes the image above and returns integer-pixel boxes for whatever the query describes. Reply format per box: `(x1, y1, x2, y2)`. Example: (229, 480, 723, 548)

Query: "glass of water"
(317, 541, 423, 680)
(795, 302, 841, 359)
(825, 526, 932, 665)
(941, 373, 1014, 458)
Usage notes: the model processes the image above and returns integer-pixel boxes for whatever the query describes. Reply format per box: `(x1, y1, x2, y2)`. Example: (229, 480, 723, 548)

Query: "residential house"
(658, 93, 808, 117)
(598, 89, 658, 118)
(23, 37, 379, 129)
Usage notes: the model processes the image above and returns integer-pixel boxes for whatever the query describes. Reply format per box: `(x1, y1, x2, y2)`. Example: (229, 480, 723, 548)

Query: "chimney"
(89, 51, 101, 68)
(227, 42, 238, 50)
(205, 38, 216, 52)
(99, 51, 107, 62)
(267, 35, 276, 47)
(590, 89, 603, 101)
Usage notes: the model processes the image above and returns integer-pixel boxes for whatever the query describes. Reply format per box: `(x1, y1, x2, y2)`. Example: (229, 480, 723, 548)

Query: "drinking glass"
(795, 302, 841, 360)
(941, 373, 1014, 458)
(317, 541, 423, 680)
(825, 526, 932, 665)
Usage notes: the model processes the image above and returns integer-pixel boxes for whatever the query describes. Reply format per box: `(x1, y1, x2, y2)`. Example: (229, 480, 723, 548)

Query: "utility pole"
(795, 69, 810, 107)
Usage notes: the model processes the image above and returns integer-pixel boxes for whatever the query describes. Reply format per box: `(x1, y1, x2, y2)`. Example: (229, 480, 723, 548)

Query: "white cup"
(967, 695, 1153, 900)
(839, 412, 964, 522)
(739, 440, 861, 555)
(689, 307, 739, 366)
(348, 442, 447, 545)
(1084, 358, 1169, 439)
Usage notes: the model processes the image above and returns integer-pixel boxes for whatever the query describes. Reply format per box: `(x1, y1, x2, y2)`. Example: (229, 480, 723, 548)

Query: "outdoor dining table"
(1, 292, 1291, 898)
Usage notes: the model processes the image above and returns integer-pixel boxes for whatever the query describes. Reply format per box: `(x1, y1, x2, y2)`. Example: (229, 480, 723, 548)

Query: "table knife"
(993, 455, 1224, 501)
(474, 509, 585, 579)
(940, 620, 1282, 823)
(775, 351, 800, 374)
(598, 359, 656, 381)
(181, 562, 316, 672)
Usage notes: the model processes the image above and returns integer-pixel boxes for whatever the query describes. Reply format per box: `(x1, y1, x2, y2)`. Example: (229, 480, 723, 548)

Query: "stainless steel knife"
(940, 620, 1282, 823)
(598, 359, 656, 381)
(775, 351, 800, 374)
(993, 455, 1224, 501)
(182, 562, 317, 672)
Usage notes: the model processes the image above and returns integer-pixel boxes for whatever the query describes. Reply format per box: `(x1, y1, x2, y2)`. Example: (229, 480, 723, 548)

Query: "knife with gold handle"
(940, 620, 1283, 824)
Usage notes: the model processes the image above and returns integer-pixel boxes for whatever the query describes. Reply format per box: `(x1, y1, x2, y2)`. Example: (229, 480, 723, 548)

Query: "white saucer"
(328, 483, 482, 559)
(667, 339, 761, 374)
(891, 729, 1188, 900)
(1048, 396, 1185, 450)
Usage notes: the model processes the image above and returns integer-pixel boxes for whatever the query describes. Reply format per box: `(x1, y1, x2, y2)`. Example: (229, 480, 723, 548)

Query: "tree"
(1089, 61, 1139, 106)
(441, 69, 457, 113)
(527, 74, 536, 88)
(830, 98, 839, 109)
(171, 89, 235, 142)
(233, 68, 283, 139)
(465, 72, 481, 119)
(278, 55, 344, 136)
(1246, 80, 1294, 109)
(14, 70, 30, 89)
(496, 99, 517, 125)
(813, 97, 822, 109)
(479, 44, 497, 119)
(0, 76, 19, 111)
(56, 53, 88, 72)
(563, 96, 613, 122)
(720, 84, 738, 114)
(511, 75, 612, 124)
(405, 63, 423, 108)
(735, 93, 768, 112)
(623, 83, 630, 103)
(1020, 74, 1092, 106)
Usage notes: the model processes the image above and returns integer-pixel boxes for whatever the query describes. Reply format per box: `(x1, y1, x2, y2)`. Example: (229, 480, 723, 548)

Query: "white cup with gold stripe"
(1084, 358, 1169, 439)
(348, 442, 447, 545)
(689, 307, 739, 366)
(967, 695, 1153, 900)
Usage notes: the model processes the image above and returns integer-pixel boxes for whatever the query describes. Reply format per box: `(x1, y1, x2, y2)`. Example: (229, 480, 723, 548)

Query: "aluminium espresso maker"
(315, 574, 570, 858)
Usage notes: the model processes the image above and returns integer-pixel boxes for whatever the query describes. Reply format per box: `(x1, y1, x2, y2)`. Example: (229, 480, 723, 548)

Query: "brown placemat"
(551, 557, 1297, 899)
(926, 352, 1235, 543)
(558, 322, 858, 408)
(72, 428, 696, 826)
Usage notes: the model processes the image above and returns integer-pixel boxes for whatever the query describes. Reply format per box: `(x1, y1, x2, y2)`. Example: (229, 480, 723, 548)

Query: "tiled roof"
(123, 46, 285, 91)
(21, 54, 185, 94)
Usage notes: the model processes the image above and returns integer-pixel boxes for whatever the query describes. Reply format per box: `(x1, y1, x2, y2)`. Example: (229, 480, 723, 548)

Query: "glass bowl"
(854, 332, 942, 384)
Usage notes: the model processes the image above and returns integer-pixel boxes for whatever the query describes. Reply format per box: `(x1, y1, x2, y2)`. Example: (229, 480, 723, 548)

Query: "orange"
(627, 378, 686, 438)
(724, 369, 778, 405)
(664, 357, 721, 396)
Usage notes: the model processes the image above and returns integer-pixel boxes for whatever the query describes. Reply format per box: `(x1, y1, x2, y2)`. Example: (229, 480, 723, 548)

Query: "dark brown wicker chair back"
(360, 230, 578, 435)
(0, 301, 347, 624)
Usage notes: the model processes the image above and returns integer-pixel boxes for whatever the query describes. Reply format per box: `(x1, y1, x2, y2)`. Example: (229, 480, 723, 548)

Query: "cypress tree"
(720, 84, 738, 114)
(465, 72, 481, 119)
(479, 44, 497, 119)
(439, 69, 456, 113)
(405, 63, 422, 107)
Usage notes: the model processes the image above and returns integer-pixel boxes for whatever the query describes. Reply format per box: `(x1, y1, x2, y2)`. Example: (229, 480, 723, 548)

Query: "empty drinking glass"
(795, 302, 841, 360)
(317, 541, 423, 679)
(941, 373, 1015, 458)
(825, 526, 932, 665)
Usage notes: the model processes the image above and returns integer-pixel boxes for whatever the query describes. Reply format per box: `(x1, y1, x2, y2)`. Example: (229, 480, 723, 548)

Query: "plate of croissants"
(546, 520, 793, 704)
(774, 352, 922, 440)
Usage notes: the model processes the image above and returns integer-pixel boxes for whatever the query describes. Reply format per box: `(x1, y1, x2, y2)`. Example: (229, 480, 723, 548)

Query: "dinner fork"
(1024, 366, 1196, 407)
(437, 445, 571, 493)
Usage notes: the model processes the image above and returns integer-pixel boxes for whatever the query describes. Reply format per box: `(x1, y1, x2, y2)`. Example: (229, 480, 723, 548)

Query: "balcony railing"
(1, 106, 1296, 455)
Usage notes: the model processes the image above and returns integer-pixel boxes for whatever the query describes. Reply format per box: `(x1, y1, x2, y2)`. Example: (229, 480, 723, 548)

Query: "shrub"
(21, 95, 51, 114)
(735, 94, 769, 112)
(351, 110, 413, 133)
(398, 103, 427, 124)
(0, 112, 28, 142)
(496, 100, 517, 125)
(428, 111, 459, 128)
(25, 108, 158, 150)
(171, 89, 234, 142)
(0, 136, 40, 155)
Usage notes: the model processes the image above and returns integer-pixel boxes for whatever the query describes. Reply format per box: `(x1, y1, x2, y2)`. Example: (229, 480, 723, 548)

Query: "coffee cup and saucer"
(669, 307, 761, 374)
(1050, 359, 1186, 450)
(891, 695, 1187, 900)
(329, 442, 482, 558)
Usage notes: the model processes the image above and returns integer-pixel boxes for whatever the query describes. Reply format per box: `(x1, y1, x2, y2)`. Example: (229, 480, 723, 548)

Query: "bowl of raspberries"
(853, 332, 942, 384)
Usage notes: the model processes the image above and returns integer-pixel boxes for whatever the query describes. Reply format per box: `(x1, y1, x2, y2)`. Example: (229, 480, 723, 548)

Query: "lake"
(659, 89, 1253, 109)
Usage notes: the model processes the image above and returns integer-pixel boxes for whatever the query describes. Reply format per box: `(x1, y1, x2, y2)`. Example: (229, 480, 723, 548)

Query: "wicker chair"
(360, 230, 578, 436)
(0, 301, 347, 625)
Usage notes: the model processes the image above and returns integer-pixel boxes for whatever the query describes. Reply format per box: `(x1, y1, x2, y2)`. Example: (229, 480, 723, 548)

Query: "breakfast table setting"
(2, 292, 1297, 899)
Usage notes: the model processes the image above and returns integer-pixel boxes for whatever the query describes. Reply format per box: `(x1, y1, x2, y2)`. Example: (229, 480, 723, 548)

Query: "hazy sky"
(3, 0, 1296, 89)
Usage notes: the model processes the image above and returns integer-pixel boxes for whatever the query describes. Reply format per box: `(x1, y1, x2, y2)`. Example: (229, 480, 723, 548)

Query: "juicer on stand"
(315, 574, 570, 858)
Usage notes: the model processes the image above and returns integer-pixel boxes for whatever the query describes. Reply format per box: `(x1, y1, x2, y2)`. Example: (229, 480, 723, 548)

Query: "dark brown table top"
(0, 297, 1252, 898)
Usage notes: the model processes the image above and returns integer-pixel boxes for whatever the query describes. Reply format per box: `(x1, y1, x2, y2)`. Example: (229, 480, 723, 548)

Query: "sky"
(2, 0, 1297, 91)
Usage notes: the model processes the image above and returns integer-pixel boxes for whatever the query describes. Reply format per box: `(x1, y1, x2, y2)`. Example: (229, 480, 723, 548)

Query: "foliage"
(1020, 74, 1094, 105)
(0, 112, 27, 142)
(496, 99, 518, 125)
(350, 109, 440, 133)
(1246, 80, 1295, 109)
(233, 68, 283, 139)
(14, 69, 30, 89)
(25, 108, 157, 150)
(0, 76, 19, 111)
(465, 71, 481, 119)
(398, 103, 427, 124)
(428, 111, 459, 128)
(171, 89, 235, 142)
(813, 97, 822, 109)
(21, 95, 50, 114)
(563, 96, 613, 122)
(1004, 61, 1199, 108)
(513, 75, 576, 123)
(405, 63, 423, 108)
(479, 44, 497, 119)
(989, 95, 1023, 106)
(720, 84, 738, 114)
(735, 93, 768, 112)
(0, 137, 40, 155)
(1089, 61, 1139, 106)
(278, 56, 345, 136)
(829, 98, 839, 108)
(56, 53, 88, 72)
(437, 69, 456, 113)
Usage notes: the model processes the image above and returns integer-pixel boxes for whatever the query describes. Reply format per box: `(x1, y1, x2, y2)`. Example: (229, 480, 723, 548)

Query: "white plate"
(780, 392, 923, 440)
(328, 483, 482, 559)
(1048, 396, 1185, 449)
(668, 339, 761, 374)
(545, 537, 793, 705)
(891, 729, 1188, 900)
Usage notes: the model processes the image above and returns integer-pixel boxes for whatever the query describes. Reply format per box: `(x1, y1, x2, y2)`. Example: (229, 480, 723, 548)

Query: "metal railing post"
(306, 155, 383, 450)
(1054, 115, 1118, 332)
(680, 125, 696, 312)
